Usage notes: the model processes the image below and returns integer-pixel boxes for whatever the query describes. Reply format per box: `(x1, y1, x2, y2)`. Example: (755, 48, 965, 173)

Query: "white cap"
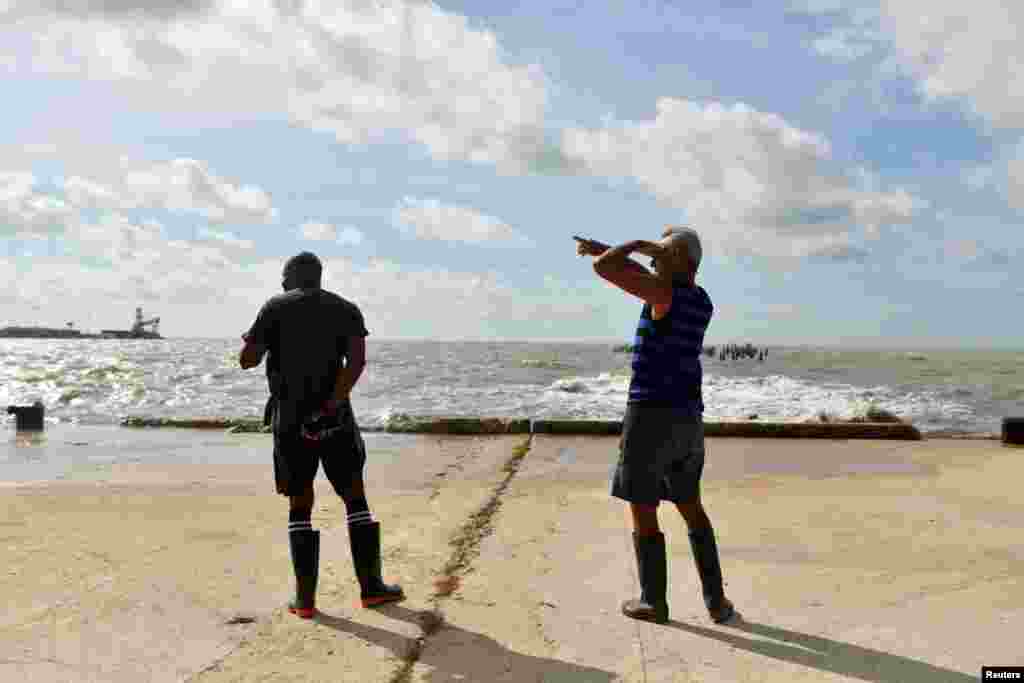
(660, 226, 702, 271)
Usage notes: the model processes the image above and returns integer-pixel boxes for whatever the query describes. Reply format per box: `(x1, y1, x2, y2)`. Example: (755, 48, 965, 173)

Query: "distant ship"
(0, 307, 163, 339)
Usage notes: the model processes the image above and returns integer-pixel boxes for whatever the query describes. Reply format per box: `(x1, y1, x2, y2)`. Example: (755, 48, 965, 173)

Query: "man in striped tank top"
(578, 227, 736, 625)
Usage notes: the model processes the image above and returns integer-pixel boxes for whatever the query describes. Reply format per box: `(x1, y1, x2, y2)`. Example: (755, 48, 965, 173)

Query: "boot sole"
(623, 612, 668, 624)
(288, 606, 317, 619)
(621, 601, 668, 623)
(360, 593, 406, 608)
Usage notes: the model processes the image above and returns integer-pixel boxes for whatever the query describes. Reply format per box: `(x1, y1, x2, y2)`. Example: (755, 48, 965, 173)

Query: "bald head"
(659, 226, 702, 275)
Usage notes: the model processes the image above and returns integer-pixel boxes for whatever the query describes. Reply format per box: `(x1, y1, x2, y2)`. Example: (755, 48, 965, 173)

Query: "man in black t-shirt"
(239, 252, 403, 618)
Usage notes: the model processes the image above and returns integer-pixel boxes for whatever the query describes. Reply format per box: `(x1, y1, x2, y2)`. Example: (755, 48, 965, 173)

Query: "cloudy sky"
(1, 0, 1021, 347)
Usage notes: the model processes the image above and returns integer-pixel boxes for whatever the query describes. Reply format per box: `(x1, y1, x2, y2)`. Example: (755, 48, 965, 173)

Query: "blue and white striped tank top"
(628, 283, 713, 410)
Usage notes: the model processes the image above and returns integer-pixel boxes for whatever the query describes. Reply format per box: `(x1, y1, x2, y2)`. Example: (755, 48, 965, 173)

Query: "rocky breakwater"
(120, 415, 922, 439)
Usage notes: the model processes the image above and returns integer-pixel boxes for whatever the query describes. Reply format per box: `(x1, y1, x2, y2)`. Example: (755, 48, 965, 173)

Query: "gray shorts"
(611, 402, 705, 505)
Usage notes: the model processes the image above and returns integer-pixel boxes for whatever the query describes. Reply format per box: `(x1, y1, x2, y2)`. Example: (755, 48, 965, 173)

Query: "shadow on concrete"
(315, 604, 617, 682)
(667, 617, 975, 682)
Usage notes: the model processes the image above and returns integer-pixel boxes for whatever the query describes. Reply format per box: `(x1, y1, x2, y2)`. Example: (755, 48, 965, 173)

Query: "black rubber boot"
(349, 521, 404, 608)
(621, 531, 669, 623)
(288, 529, 319, 618)
(688, 525, 735, 624)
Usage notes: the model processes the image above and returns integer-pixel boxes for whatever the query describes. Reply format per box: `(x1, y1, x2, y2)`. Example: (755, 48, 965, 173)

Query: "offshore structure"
(0, 307, 163, 339)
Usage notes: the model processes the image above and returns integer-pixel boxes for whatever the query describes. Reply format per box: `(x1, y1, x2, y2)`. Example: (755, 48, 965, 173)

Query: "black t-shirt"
(245, 288, 369, 434)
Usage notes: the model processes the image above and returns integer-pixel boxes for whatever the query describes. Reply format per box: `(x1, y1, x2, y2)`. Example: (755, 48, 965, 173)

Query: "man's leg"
(332, 469, 404, 608)
(674, 495, 735, 624)
(621, 501, 669, 623)
(287, 484, 320, 618)
(613, 405, 671, 623)
(664, 420, 735, 624)
(290, 485, 315, 520)
(673, 496, 710, 532)
(629, 502, 661, 536)
(337, 470, 374, 531)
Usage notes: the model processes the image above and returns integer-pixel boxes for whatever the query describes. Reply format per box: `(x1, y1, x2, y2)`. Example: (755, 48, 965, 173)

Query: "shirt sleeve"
(351, 305, 369, 338)
(244, 301, 276, 347)
(337, 304, 369, 363)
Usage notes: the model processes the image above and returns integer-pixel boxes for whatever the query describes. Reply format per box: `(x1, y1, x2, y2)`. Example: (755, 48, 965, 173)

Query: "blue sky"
(1, 0, 1021, 347)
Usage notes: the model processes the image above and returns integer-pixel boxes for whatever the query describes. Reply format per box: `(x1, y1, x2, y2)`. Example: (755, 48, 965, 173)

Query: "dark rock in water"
(384, 415, 530, 434)
(121, 416, 267, 432)
(851, 406, 903, 424)
(615, 343, 722, 356)
(118, 414, 921, 439)
(531, 419, 623, 435)
(520, 358, 575, 369)
(1003, 417, 1024, 445)
(7, 401, 45, 431)
(227, 423, 272, 434)
(705, 421, 921, 440)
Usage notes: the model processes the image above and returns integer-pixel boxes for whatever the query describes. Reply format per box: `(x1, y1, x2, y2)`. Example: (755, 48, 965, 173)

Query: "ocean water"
(2, 339, 1022, 435)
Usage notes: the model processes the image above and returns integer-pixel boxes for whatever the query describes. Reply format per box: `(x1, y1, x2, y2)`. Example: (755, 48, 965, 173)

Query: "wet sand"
(2, 428, 1022, 681)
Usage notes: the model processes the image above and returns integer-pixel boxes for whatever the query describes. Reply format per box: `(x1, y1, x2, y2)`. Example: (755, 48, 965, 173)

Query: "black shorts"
(611, 402, 705, 505)
(273, 419, 367, 497)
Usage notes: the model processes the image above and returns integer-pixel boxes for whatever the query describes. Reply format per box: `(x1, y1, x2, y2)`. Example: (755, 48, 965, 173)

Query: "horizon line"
(95, 335, 1024, 351)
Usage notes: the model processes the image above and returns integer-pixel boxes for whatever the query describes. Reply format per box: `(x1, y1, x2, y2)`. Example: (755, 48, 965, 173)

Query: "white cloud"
(26, 1, 217, 20)
(0, 171, 37, 203)
(798, 1, 1024, 225)
(316, 259, 624, 339)
(62, 175, 132, 210)
(299, 221, 364, 246)
(322, 259, 510, 335)
(2, 0, 555, 171)
(0, 171, 73, 238)
(299, 221, 336, 241)
(4, 193, 614, 337)
(0, 258, 18, 306)
(953, 140, 1024, 210)
(872, 0, 1024, 129)
(1, 244, 617, 338)
(795, 2, 1024, 221)
(6, 208, 466, 333)
(68, 214, 168, 265)
(795, 1, 1024, 130)
(54, 214, 263, 307)
(393, 197, 532, 246)
(3, 158, 273, 258)
(0, 253, 272, 332)
(811, 26, 881, 61)
(335, 226, 364, 246)
(561, 98, 920, 260)
(197, 226, 255, 249)
(63, 158, 277, 223)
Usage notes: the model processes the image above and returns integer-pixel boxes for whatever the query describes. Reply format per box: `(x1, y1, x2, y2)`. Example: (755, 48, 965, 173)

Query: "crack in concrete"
(427, 438, 484, 502)
(388, 435, 533, 683)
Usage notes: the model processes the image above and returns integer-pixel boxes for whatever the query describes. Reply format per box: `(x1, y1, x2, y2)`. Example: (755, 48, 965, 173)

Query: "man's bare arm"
(578, 238, 649, 276)
(239, 335, 266, 369)
(331, 335, 366, 401)
(593, 240, 672, 306)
